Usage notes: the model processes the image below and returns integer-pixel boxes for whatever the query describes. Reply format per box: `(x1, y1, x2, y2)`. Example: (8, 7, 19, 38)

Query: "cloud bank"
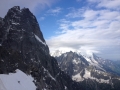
(47, 0, 120, 60)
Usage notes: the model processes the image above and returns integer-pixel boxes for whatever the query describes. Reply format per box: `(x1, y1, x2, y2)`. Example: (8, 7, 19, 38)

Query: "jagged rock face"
(53, 51, 120, 90)
(0, 6, 48, 51)
(0, 17, 3, 28)
(0, 6, 82, 90)
(0, 6, 49, 73)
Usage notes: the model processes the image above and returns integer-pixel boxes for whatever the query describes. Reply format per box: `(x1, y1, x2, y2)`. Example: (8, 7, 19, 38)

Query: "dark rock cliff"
(0, 6, 82, 90)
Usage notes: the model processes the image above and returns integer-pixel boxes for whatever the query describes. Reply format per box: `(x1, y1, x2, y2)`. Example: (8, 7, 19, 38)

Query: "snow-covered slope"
(0, 69, 36, 90)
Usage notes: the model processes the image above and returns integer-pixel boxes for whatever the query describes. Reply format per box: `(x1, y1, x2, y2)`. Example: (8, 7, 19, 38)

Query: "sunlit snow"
(72, 73, 84, 82)
(0, 69, 36, 90)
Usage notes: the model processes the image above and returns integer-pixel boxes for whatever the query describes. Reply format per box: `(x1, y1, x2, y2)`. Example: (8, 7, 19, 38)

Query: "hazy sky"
(0, 0, 120, 60)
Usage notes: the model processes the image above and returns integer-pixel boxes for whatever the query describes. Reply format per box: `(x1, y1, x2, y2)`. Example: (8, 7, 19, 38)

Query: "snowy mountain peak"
(51, 50, 100, 67)
(51, 49, 95, 58)
(51, 49, 75, 57)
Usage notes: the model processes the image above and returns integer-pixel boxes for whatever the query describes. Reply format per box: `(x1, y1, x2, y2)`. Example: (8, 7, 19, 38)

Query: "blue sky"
(0, 0, 120, 60)
(38, 0, 88, 39)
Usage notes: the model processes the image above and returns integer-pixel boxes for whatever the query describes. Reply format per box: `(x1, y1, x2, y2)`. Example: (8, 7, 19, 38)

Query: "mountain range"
(52, 50, 120, 90)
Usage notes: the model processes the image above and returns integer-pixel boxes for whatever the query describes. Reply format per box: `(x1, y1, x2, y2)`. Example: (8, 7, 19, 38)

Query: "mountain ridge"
(52, 50, 120, 75)
(52, 50, 120, 89)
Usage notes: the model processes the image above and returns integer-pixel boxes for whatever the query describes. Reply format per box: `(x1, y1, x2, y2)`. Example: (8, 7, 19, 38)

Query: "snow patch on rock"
(72, 59, 80, 64)
(72, 73, 84, 82)
(83, 69, 91, 79)
(34, 34, 46, 46)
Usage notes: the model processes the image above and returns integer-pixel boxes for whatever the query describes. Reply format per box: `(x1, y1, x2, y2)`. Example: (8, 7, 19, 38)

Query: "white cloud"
(65, 7, 88, 18)
(83, 10, 99, 20)
(47, 7, 62, 16)
(88, 0, 100, 3)
(97, 10, 120, 20)
(97, 0, 120, 9)
(88, 0, 120, 9)
(0, 0, 57, 17)
(47, 4, 120, 60)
